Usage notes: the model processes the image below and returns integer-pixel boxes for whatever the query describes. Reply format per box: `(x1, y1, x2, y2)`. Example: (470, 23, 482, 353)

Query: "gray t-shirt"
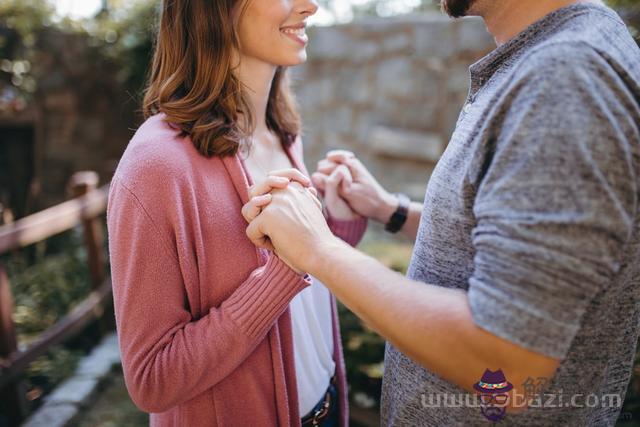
(381, 3, 640, 426)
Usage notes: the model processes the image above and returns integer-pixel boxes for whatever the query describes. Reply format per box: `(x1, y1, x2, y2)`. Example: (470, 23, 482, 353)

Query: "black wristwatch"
(384, 193, 410, 233)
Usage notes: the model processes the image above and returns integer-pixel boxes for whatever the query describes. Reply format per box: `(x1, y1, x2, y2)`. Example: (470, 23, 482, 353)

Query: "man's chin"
(441, 0, 475, 18)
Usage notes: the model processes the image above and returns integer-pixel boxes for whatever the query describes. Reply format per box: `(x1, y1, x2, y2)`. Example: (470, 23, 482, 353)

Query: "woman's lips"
(281, 25, 308, 46)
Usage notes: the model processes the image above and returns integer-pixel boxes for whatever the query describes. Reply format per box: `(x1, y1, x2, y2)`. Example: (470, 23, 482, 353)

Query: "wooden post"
(0, 263, 29, 425)
(69, 172, 114, 334)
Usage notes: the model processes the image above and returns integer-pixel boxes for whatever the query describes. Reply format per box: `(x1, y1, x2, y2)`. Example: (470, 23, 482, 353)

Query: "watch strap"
(385, 193, 410, 233)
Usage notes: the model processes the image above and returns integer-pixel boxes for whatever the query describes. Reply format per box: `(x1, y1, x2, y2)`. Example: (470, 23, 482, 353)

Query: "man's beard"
(440, 0, 475, 18)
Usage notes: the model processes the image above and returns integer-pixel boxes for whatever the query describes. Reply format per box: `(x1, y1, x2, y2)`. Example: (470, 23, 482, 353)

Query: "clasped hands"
(242, 150, 395, 275)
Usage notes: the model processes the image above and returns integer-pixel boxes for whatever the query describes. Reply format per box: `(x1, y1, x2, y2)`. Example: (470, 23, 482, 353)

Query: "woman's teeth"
(282, 28, 306, 36)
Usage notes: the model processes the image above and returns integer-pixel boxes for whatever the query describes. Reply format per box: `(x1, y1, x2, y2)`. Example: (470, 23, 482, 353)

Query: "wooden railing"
(0, 171, 113, 426)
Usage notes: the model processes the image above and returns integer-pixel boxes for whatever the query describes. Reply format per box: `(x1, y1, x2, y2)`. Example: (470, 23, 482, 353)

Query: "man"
(244, 0, 640, 425)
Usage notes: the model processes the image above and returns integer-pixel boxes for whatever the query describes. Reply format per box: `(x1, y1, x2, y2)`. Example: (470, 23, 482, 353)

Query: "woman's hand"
(312, 150, 398, 224)
(242, 168, 321, 225)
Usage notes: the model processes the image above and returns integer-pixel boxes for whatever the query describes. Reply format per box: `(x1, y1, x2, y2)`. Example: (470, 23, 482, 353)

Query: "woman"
(106, 0, 367, 426)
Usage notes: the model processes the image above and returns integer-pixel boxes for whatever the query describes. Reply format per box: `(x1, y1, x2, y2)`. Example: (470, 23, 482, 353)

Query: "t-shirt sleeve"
(467, 43, 638, 359)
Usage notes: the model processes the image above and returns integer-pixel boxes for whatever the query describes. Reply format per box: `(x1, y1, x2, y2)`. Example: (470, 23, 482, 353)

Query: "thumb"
(324, 171, 342, 211)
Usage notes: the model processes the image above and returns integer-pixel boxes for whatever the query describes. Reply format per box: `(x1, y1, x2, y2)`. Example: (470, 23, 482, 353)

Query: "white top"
(289, 274, 336, 416)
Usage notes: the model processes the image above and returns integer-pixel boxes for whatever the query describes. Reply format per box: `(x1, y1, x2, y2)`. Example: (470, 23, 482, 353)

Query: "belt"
(301, 376, 338, 426)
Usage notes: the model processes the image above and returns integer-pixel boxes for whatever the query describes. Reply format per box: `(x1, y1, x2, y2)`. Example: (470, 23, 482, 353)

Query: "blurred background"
(0, 0, 639, 426)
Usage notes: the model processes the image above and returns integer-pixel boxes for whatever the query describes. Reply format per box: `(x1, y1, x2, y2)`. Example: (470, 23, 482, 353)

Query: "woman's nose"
(297, 0, 319, 17)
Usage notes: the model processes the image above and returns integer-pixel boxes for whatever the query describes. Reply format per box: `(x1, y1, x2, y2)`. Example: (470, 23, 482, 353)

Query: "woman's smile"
(281, 23, 309, 46)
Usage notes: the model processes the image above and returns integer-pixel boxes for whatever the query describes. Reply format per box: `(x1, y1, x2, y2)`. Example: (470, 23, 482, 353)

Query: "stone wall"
(292, 14, 495, 200)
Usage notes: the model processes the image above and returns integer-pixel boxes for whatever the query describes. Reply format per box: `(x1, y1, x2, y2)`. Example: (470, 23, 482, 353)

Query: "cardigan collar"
(220, 135, 302, 206)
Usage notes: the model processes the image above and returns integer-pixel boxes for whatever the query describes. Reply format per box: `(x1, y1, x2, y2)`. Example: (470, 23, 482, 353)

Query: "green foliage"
(0, 0, 53, 37)
(24, 345, 83, 396)
(89, 1, 159, 102)
(0, 0, 53, 110)
(1, 229, 97, 404)
(0, 0, 159, 112)
(6, 230, 92, 338)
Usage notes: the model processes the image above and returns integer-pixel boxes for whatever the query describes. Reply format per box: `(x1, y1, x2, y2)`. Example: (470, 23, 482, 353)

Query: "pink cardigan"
(106, 113, 367, 426)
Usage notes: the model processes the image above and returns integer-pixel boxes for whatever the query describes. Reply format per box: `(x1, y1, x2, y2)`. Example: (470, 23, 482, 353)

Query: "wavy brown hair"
(143, 0, 301, 157)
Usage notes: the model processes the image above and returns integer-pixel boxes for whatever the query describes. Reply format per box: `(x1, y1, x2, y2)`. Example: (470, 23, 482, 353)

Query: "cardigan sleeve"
(290, 137, 368, 247)
(325, 210, 368, 247)
(107, 177, 311, 414)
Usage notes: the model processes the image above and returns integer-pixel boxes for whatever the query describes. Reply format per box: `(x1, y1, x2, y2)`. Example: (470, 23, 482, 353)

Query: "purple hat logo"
(474, 369, 513, 422)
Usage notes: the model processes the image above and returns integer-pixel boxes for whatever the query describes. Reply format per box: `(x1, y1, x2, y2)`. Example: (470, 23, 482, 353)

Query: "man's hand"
(241, 168, 318, 227)
(318, 162, 361, 221)
(312, 150, 398, 224)
(244, 181, 339, 274)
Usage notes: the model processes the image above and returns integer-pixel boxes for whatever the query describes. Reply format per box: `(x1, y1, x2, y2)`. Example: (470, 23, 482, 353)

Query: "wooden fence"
(0, 171, 112, 426)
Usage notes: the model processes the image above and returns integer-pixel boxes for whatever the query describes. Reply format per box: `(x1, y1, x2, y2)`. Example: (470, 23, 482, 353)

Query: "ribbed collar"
(468, 2, 618, 98)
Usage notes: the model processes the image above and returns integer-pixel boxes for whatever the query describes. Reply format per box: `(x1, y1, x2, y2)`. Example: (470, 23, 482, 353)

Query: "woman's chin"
(277, 50, 308, 67)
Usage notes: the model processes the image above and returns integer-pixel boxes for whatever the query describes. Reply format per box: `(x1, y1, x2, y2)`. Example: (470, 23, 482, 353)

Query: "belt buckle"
(302, 377, 336, 426)
(310, 396, 330, 426)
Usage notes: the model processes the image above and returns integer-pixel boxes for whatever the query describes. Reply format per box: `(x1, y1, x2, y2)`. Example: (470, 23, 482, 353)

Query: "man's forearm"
(311, 238, 560, 404)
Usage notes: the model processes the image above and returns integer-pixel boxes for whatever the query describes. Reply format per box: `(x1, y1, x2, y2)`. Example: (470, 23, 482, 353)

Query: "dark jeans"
(301, 381, 339, 426)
